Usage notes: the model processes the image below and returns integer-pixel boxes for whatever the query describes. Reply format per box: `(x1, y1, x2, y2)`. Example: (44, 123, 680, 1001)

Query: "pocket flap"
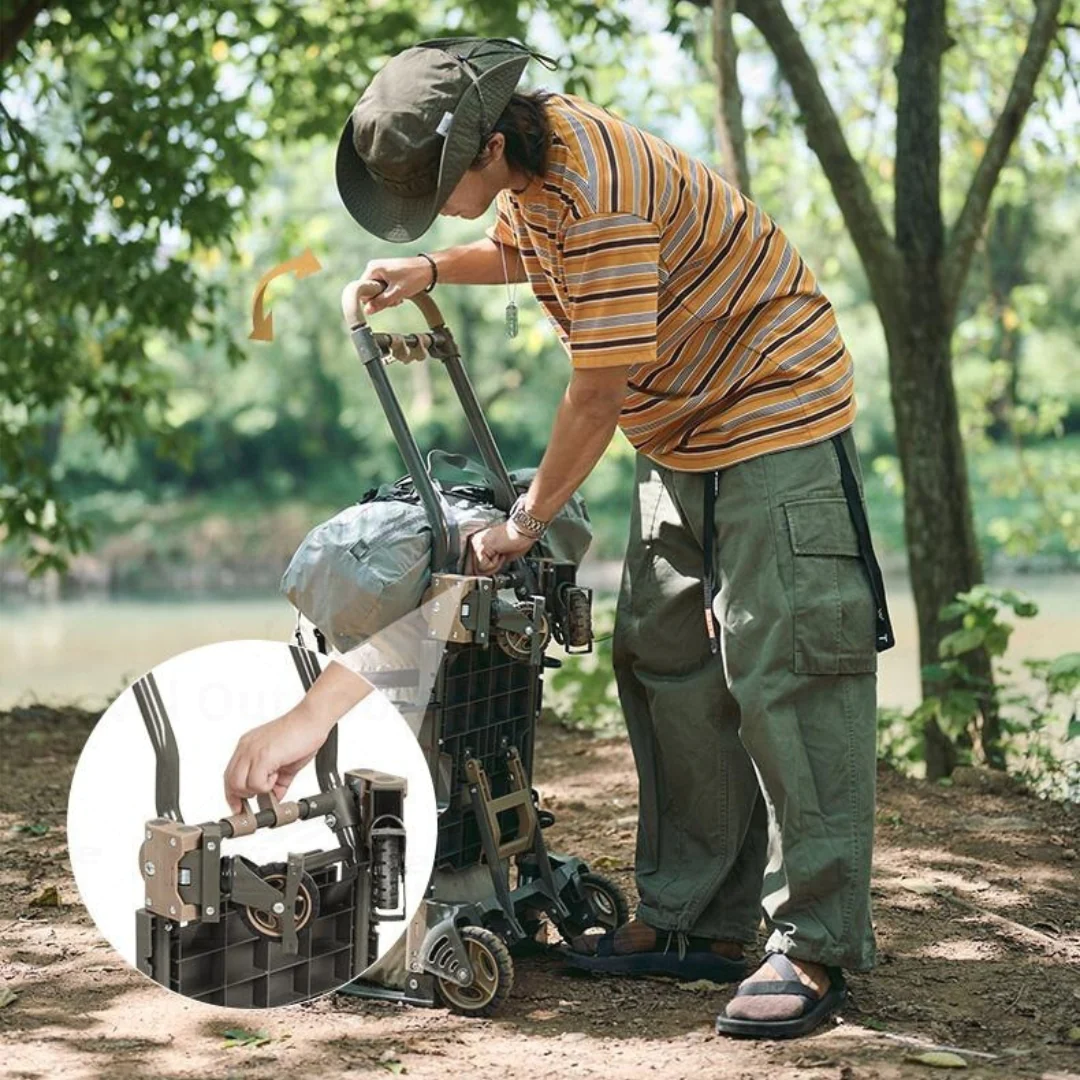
(785, 497, 860, 557)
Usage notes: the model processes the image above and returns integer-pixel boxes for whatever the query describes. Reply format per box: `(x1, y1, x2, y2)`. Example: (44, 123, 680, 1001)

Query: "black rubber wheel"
(434, 925, 515, 1016)
(236, 861, 321, 940)
(559, 870, 630, 942)
(372, 835, 402, 910)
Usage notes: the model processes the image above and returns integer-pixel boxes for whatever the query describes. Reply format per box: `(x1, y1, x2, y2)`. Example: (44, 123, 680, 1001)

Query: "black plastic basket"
(432, 643, 540, 869)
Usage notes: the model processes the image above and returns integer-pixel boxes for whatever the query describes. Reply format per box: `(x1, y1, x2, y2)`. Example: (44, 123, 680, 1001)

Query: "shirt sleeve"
(562, 213, 660, 369)
(484, 188, 519, 249)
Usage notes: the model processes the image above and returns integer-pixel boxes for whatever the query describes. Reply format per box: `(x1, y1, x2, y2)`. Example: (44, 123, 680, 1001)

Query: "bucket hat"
(336, 37, 557, 243)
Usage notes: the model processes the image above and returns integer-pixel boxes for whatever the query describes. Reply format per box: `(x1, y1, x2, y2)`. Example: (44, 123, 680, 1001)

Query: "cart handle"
(341, 278, 444, 331)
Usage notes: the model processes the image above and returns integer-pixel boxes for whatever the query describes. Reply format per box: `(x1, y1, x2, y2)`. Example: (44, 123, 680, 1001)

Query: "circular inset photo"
(67, 638, 435, 1009)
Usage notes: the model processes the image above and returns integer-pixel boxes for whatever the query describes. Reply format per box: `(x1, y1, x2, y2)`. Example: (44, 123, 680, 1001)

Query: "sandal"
(714, 953, 846, 1039)
(561, 928, 748, 983)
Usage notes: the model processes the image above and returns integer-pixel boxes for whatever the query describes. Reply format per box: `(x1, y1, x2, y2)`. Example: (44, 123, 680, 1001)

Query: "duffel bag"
(280, 451, 591, 653)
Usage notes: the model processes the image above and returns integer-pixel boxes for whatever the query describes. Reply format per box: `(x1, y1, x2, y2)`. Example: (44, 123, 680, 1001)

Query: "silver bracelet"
(509, 494, 548, 539)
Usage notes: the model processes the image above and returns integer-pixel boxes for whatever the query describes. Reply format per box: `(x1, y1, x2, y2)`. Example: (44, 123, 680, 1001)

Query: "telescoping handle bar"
(340, 279, 519, 567)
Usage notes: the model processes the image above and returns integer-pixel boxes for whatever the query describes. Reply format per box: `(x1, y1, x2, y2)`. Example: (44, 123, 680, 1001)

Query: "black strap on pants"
(702, 468, 721, 656)
(700, 436, 896, 658)
(830, 434, 896, 652)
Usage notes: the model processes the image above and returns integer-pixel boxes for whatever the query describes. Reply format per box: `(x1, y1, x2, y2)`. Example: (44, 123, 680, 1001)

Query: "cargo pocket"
(785, 497, 878, 674)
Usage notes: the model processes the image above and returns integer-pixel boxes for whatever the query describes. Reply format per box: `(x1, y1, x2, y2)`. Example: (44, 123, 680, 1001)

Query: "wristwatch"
(508, 494, 549, 540)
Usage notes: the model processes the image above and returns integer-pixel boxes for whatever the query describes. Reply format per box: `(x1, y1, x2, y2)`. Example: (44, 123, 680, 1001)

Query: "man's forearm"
(523, 377, 626, 522)
(431, 237, 528, 285)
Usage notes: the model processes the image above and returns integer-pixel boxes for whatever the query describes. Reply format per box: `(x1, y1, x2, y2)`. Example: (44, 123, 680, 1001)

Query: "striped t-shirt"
(484, 91, 857, 471)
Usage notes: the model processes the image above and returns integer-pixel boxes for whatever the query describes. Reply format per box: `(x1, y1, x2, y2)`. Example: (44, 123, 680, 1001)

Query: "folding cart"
(133, 646, 408, 1007)
(303, 280, 630, 1015)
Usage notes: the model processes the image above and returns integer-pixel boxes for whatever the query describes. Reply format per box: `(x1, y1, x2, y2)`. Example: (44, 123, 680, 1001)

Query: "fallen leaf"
(0, 988, 18, 1008)
(676, 979, 719, 992)
(1067, 1026, 1080, 1043)
(905, 1050, 968, 1068)
(223, 1028, 271, 1049)
(380, 1063, 406, 1075)
(901, 880, 938, 896)
(12, 823, 49, 836)
(29, 886, 59, 907)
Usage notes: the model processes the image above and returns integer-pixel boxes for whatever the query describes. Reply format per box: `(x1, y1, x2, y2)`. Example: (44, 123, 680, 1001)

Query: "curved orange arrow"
(249, 248, 323, 342)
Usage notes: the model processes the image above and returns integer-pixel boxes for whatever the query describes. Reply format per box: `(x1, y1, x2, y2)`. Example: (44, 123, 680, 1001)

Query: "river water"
(1, 568, 1076, 715)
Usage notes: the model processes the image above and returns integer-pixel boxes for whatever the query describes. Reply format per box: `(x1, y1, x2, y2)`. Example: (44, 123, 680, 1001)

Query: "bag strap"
(830, 434, 896, 652)
(132, 671, 183, 822)
(426, 448, 503, 492)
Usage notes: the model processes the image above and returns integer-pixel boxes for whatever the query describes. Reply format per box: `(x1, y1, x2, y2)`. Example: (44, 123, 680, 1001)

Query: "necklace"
(499, 212, 519, 339)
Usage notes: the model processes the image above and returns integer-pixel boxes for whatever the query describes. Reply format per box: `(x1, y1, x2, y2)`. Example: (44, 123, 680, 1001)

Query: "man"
(295, 35, 894, 1039)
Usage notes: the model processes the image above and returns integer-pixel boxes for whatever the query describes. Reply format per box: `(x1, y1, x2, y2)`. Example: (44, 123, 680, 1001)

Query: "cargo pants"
(611, 427, 880, 971)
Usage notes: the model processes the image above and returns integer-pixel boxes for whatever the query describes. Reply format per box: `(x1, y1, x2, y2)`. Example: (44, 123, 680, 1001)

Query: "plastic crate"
(156, 864, 358, 1007)
(432, 643, 540, 870)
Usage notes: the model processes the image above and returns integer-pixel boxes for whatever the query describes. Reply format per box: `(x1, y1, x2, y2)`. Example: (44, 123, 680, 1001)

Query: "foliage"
(877, 585, 1080, 799)
(0, 0, 629, 573)
(544, 596, 624, 734)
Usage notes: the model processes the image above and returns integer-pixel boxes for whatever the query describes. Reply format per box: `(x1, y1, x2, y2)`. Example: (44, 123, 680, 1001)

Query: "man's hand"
(223, 708, 333, 813)
(468, 520, 537, 575)
(360, 256, 435, 315)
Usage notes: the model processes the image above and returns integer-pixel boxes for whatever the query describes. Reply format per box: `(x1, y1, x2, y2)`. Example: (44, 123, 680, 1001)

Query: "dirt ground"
(1, 703, 1078, 1080)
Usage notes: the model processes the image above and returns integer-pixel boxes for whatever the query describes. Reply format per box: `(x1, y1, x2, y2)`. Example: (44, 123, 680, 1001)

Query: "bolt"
(207, 841, 216, 851)
(407, 978, 419, 989)
(205, 906, 215, 916)
(164, 922, 173, 932)
(144, 861, 156, 877)
(145, 829, 152, 840)
(145, 897, 153, 908)
(168, 905, 176, 915)
(458, 971, 469, 983)
(325, 814, 337, 829)
(272, 902, 286, 915)
(169, 837, 177, 847)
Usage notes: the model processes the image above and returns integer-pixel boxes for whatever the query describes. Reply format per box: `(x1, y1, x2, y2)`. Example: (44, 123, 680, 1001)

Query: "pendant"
(505, 300, 519, 339)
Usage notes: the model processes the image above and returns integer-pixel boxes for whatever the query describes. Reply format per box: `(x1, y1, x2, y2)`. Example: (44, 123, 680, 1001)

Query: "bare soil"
(1, 703, 1078, 1080)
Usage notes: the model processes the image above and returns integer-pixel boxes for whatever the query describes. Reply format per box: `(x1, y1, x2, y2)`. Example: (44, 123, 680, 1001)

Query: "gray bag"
(280, 451, 591, 653)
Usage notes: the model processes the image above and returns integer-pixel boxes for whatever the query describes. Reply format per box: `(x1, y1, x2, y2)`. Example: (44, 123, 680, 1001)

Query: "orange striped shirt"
(484, 91, 857, 471)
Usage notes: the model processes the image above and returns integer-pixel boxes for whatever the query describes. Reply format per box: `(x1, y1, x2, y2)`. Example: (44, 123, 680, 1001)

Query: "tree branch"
(0, 0, 49, 71)
(734, 0, 903, 312)
(943, 0, 1065, 319)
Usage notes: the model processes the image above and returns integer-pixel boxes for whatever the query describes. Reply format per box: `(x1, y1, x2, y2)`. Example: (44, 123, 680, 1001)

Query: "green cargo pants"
(611, 427, 878, 971)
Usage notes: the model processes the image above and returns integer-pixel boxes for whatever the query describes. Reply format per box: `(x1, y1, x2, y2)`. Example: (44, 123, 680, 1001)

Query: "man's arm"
(525, 365, 632, 521)
(362, 237, 526, 314)
(433, 236, 528, 285)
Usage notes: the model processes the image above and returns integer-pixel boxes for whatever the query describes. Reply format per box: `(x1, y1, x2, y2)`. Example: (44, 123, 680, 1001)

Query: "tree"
(0, 0, 628, 573)
(685, 0, 1074, 777)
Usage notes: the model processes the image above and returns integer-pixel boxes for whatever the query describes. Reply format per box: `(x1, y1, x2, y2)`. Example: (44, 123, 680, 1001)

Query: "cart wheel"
(560, 871, 630, 943)
(237, 862, 321, 940)
(372, 835, 402, 910)
(496, 604, 551, 662)
(434, 925, 514, 1016)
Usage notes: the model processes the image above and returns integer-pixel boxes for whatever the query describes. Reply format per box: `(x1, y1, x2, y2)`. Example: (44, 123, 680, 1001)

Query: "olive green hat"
(336, 37, 556, 243)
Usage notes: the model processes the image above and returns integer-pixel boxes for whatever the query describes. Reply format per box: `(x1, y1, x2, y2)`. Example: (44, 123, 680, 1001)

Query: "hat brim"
(335, 53, 531, 243)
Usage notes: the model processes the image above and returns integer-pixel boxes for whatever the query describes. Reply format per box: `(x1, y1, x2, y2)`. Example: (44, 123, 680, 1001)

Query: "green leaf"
(0, 988, 19, 1008)
(223, 1029, 271, 1048)
(12, 823, 50, 836)
(939, 627, 985, 657)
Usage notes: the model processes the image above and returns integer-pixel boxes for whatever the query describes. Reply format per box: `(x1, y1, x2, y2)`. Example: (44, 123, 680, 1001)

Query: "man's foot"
(569, 918, 744, 961)
(715, 953, 846, 1039)
(561, 918, 748, 983)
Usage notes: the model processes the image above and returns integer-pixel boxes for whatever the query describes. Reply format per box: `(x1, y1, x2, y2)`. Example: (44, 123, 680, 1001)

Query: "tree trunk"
(712, 0, 752, 195)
